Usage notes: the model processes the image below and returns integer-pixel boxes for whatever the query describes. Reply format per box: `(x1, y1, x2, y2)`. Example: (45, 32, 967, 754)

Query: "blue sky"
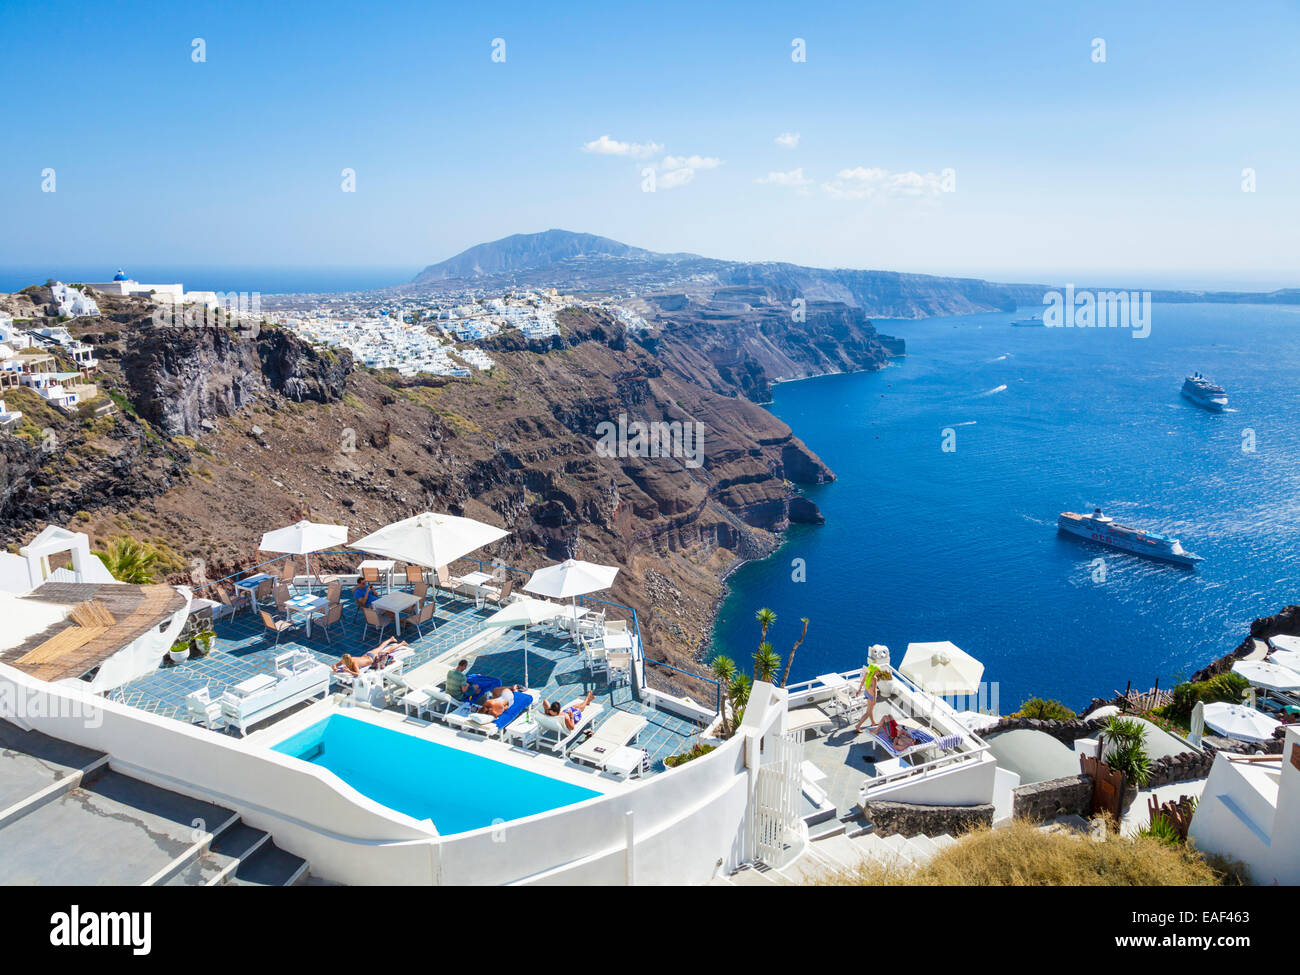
(2, 0, 1297, 288)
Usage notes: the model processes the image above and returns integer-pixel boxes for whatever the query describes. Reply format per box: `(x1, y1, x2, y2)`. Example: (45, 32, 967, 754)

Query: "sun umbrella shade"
(899, 641, 984, 696)
(1269, 634, 1300, 654)
(481, 598, 565, 629)
(1203, 702, 1282, 742)
(1231, 660, 1300, 693)
(1268, 649, 1300, 674)
(259, 520, 348, 555)
(523, 559, 619, 599)
(348, 512, 508, 569)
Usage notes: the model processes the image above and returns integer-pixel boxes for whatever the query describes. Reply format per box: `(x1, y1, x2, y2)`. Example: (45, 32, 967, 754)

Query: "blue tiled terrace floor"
(113, 584, 707, 771)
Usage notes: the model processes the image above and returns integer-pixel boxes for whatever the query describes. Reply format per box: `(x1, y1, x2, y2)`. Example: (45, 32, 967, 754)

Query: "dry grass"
(816, 820, 1236, 886)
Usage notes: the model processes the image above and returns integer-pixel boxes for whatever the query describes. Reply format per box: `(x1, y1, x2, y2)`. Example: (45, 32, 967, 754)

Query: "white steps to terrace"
(733, 826, 959, 885)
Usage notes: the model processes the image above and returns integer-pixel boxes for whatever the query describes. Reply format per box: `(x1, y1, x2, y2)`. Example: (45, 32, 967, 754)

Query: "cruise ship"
(1058, 508, 1203, 566)
(1181, 372, 1228, 412)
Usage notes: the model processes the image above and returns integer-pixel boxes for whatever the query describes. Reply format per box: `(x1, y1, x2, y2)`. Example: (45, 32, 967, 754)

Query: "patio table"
(234, 573, 274, 604)
(457, 570, 493, 605)
(601, 631, 633, 652)
(602, 745, 645, 781)
(373, 591, 419, 635)
(285, 593, 327, 635)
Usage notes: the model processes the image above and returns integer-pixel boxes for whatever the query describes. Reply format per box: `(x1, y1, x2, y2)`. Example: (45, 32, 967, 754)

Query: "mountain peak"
(412, 229, 666, 284)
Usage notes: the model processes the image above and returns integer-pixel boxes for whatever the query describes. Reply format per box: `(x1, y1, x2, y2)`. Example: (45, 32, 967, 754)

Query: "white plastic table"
(602, 745, 645, 781)
(373, 591, 418, 634)
(285, 594, 327, 635)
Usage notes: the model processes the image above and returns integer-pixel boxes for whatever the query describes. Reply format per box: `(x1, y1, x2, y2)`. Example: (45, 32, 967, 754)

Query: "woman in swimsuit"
(543, 689, 596, 730)
(332, 638, 411, 675)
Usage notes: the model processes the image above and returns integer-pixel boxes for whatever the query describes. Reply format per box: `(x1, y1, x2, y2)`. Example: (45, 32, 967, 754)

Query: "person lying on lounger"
(332, 638, 410, 676)
(542, 690, 596, 731)
(867, 714, 916, 751)
(476, 685, 515, 716)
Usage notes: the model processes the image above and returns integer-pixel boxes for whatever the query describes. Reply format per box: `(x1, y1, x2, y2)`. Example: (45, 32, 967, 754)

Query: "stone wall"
(1012, 774, 1092, 822)
(860, 800, 993, 837)
(982, 715, 1104, 745)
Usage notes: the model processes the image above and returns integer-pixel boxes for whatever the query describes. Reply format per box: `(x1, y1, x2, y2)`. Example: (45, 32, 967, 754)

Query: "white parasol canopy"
(1203, 702, 1282, 742)
(348, 512, 508, 570)
(259, 520, 348, 591)
(481, 597, 566, 686)
(1268, 634, 1300, 654)
(900, 641, 984, 697)
(1231, 659, 1300, 693)
(1267, 649, 1300, 674)
(523, 558, 619, 632)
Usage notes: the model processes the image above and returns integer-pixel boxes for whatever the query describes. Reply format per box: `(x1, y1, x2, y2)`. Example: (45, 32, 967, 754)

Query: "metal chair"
(361, 605, 392, 642)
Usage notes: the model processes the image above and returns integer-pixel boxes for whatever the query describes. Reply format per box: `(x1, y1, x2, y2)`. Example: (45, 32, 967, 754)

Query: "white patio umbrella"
(523, 558, 619, 634)
(899, 641, 985, 697)
(259, 520, 348, 592)
(347, 512, 508, 570)
(481, 597, 566, 686)
(1203, 702, 1282, 743)
(1232, 659, 1300, 693)
(1268, 634, 1300, 654)
(1267, 649, 1300, 674)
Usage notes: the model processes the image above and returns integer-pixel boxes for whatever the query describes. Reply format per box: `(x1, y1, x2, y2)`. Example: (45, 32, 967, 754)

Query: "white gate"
(754, 731, 804, 865)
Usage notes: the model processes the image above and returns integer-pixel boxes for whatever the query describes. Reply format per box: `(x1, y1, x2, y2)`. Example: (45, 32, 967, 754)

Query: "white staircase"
(712, 828, 958, 885)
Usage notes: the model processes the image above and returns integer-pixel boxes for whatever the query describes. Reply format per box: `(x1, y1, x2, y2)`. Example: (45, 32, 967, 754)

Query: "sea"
(0, 266, 415, 296)
(709, 302, 1300, 711)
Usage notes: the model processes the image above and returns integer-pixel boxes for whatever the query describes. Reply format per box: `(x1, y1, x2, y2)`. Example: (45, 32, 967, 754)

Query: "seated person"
(542, 690, 596, 731)
(444, 658, 472, 700)
(353, 579, 379, 608)
(868, 714, 916, 751)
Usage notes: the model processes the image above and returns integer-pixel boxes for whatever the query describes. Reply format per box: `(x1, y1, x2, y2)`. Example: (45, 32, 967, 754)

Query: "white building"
(49, 283, 100, 318)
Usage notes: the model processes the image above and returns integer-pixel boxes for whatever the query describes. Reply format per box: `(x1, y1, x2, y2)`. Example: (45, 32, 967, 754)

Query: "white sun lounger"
(787, 706, 834, 740)
(534, 702, 604, 754)
(568, 711, 648, 770)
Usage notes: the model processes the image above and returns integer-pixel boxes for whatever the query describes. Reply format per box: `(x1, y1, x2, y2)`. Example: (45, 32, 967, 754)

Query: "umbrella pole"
(524, 625, 530, 688)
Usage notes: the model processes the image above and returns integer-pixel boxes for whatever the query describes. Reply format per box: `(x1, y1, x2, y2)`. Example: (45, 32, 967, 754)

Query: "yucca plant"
(711, 655, 738, 737)
(754, 641, 781, 683)
(95, 536, 158, 584)
(729, 671, 753, 727)
(1100, 715, 1152, 789)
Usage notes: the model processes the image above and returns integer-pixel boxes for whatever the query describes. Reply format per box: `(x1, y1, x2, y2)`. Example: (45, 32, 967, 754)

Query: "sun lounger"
(787, 706, 834, 740)
(534, 702, 604, 754)
(870, 725, 962, 760)
(568, 710, 648, 770)
(447, 691, 534, 739)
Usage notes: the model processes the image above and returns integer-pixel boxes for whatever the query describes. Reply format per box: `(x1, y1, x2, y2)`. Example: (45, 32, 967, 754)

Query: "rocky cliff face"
(0, 290, 893, 683)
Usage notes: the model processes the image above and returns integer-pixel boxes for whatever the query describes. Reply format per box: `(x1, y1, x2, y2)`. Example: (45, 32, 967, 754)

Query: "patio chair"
(279, 559, 297, 586)
(413, 580, 429, 603)
(568, 711, 648, 769)
(404, 565, 425, 585)
(361, 565, 382, 589)
(606, 650, 632, 687)
(259, 610, 296, 646)
(215, 585, 250, 618)
(482, 577, 513, 608)
(405, 600, 436, 637)
(533, 702, 604, 754)
(184, 687, 224, 730)
(254, 578, 273, 606)
(326, 580, 342, 605)
(317, 602, 344, 642)
(272, 582, 292, 612)
(361, 605, 393, 643)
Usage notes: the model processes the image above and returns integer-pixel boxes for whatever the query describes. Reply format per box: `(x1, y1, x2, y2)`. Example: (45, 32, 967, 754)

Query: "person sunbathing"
(477, 685, 515, 717)
(542, 690, 596, 731)
(869, 714, 916, 751)
(332, 639, 410, 676)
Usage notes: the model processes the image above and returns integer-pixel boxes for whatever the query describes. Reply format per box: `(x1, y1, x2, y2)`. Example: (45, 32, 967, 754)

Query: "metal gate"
(754, 731, 804, 865)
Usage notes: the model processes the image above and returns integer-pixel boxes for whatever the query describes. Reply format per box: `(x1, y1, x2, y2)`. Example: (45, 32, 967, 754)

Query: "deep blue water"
(711, 303, 1300, 711)
(0, 265, 414, 295)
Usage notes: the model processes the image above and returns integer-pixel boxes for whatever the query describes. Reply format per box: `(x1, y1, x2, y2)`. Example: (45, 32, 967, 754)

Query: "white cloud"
(582, 134, 662, 157)
(659, 167, 697, 189)
(775, 132, 800, 148)
(822, 166, 947, 199)
(662, 154, 722, 171)
(756, 168, 812, 187)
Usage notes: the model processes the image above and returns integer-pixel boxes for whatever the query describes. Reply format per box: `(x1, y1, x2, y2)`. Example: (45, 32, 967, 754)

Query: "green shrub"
(664, 743, 715, 768)
(1016, 697, 1078, 721)
(1166, 672, 1249, 722)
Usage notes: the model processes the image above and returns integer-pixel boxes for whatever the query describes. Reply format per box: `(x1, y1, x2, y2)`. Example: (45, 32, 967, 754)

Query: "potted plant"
(166, 637, 193, 665)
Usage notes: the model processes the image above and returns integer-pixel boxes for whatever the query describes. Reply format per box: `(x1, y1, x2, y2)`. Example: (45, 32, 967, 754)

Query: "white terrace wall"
(1, 664, 783, 885)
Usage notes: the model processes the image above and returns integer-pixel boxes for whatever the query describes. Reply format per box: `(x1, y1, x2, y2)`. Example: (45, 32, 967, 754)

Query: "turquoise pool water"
(272, 715, 600, 833)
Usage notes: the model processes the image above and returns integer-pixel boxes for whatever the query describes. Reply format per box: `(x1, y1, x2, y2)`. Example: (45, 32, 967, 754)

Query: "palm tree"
(1100, 715, 1151, 789)
(729, 671, 753, 727)
(711, 655, 738, 737)
(779, 618, 810, 687)
(95, 536, 157, 584)
(755, 607, 777, 652)
(753, 641, 781, 683)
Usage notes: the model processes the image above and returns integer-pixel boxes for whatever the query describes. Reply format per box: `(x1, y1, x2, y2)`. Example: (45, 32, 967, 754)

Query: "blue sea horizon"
(710, 302, 1300, 712)
(0, 265, 415, 296)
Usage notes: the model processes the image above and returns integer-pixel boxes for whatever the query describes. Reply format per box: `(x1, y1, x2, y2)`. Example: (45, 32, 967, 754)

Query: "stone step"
(906, 833, 941, 858)
(161, 821, 271, 886)
(729, 865, 785, 886)
(775, 848, 839, 885)
(0, 769, 237, 885)
(223, 840, 309, 886)
(931, 833, 958, 849)
(811, 832, 871, 870)
(880, 832, 921, 866)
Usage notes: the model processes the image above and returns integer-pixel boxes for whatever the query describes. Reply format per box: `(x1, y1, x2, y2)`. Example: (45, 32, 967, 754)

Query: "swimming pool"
(272, 715, 601, 834)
